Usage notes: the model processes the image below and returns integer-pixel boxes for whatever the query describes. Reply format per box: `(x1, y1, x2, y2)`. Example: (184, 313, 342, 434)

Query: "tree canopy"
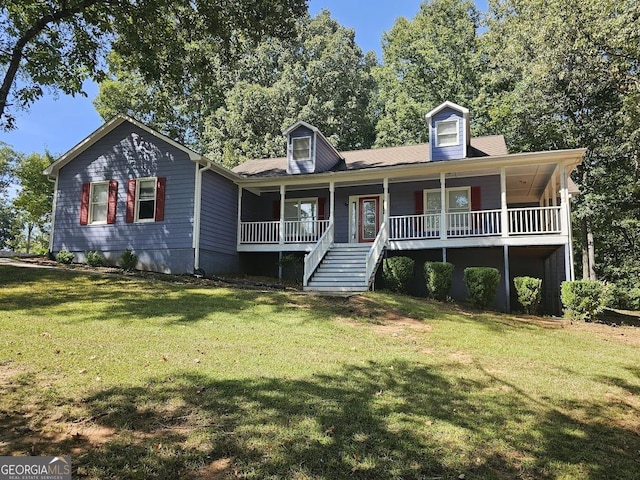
(0, 0, 306, 130)
(96, 10, 378, 167)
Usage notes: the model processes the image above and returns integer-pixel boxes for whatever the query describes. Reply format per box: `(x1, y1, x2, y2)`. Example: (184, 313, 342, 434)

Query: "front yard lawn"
(1, 265, 639, 479)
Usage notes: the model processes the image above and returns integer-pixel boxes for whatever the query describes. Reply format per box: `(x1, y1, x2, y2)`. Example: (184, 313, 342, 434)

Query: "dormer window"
(292, 136, 311, 161)
(435, 120, 459, 147)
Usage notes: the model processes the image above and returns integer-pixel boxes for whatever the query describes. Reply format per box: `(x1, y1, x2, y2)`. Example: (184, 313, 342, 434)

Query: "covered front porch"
(234, 153, 580, 293)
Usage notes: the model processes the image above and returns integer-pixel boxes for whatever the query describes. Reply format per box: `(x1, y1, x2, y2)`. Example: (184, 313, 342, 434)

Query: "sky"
(0, 0, 487, 158)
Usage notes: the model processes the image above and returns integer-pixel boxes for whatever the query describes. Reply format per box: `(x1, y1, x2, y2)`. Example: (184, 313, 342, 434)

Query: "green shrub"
(85, 251, 104, 267)
(560, 280, 607, 321)
(424, 261, 454, 301)
(514, 276, 543, 314)
(383, 256, 415, 293)
(464, 267, 500, 309)
(119, 249, 138, 271)
(606, 284, 640, 311)
(55, 249, 74, 264)
(279, 253, 303, 284)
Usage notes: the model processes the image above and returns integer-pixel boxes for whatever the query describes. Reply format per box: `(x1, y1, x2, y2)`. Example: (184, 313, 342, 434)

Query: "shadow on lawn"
(3, 362, 639, 479)
(0, 266, 351, 325)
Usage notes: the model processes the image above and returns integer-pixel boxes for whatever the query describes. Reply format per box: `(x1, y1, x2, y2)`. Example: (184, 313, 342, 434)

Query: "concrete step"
(313, 271, 366, 278)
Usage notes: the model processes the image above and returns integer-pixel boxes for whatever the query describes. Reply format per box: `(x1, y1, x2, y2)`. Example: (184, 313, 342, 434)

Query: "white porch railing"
(366, 222, 388, 288)
(509, 206, 561, 234)
(389, 214, 440, 240)
(240, 220, 280, 244)
(303, 221, 334, 286)
(240, 220, 330, 244)
(284, 219, 330, 243)
(447, 209, 502, 237)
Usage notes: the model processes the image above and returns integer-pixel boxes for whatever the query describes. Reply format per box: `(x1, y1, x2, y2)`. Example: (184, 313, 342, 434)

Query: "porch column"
(279, 184, 286, 245)
(559, 165, 572, 281)
(329, 181, 335, 221)
(237, 186, 243, 246)
(551, 174, 557, 207)
(504, 245, 511, 312)
(383, 178, 389, 229)
(440, 172, 447, 240)
(500, 167, 508, 237)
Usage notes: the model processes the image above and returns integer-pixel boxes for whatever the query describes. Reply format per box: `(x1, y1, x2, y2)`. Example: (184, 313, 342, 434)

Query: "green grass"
(1, 265, 639, 479)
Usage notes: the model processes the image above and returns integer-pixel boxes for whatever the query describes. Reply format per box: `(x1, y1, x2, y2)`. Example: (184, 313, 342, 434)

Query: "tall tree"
(0, 0, 306, 130)
(96, 11, 378, 167)
(13, 152, 54, 253)
(0, 144, 18, 249)
(479, 0, 640, 286)
(373, 0, 482, 147)
(203, 11, 378, 166)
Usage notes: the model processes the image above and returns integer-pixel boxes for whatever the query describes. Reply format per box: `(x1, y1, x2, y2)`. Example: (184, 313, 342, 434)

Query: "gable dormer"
(283, 121, 342, 174)
(425, 101, 470, 161)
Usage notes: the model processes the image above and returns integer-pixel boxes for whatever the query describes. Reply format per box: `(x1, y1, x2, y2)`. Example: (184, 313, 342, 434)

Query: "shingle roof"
(232, 136, 508, 178)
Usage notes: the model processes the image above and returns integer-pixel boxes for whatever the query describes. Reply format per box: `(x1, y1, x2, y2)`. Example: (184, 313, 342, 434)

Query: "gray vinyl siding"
(430, 107, 466, 161)
(52, 121, 196, 274)
(287, 126, 315, 174)
(198, 169, 239, 273)
(315, 136, 340, 172)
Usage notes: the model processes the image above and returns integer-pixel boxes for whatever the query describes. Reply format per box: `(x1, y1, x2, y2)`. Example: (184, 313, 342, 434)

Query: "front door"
(358, 196, 379, 242)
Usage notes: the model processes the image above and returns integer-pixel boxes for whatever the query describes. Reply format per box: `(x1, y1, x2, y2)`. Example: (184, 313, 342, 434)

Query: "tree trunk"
(25, 223, 33, 254)
(581, 218, 590, 280)
(586, 217, 596, 280)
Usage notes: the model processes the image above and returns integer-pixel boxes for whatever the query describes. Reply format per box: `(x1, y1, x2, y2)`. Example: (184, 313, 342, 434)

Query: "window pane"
(298, 201, 316, 220)
(139, 180, 156, 199)
(448, 190, 469, 210)
(425, 192, 441, 212)
(91, 184, 108, 203)
(138, 199, 155, 219)
(91, 203, 107, 223)
(292, 137, 310, 161)
(284, 202, 298, 220)
(436, 120, 459, 146)
(437, 121, 457, 135)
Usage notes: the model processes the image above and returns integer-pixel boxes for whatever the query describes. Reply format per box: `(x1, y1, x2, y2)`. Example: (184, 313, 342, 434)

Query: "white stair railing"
(303, 221, 334, 287)
(365, 222, 388, 288)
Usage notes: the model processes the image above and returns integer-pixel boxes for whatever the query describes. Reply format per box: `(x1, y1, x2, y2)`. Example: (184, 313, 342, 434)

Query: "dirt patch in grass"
(191, 457, 233, 480)
(338, 296, 433, 336)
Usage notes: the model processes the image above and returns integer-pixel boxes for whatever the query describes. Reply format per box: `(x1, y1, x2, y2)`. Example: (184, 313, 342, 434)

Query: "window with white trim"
(284, 198, 318, 240)
(425, 187, 470, 229)
(89, 182, 109, 224)
(435, 120, 459, 147)
(292, 136, 311, 161)
(136, 178, 157, 222)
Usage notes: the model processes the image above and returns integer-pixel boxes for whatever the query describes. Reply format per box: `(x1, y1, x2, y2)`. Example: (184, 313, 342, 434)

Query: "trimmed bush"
(464, 267, 500, 309)
(561, 280, 607, 321)
(55, 249, 74, 264)
(514, 276, 543, 314)
(383, 256, 415, 293)
(119, 249, 138, 271)
(606, 284, 640, 311)
(424, 261, 454, 301)
(85, 251, 104, 267)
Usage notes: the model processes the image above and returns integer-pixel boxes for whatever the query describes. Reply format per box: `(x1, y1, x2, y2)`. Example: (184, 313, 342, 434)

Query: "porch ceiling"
(505, 164, 557, 204)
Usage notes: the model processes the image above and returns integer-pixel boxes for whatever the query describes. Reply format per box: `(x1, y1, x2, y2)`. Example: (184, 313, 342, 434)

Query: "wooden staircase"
(304, 244, 371, 293)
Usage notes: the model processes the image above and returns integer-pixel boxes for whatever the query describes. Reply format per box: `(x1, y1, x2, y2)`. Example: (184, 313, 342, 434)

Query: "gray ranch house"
(44, 101, 585, 313)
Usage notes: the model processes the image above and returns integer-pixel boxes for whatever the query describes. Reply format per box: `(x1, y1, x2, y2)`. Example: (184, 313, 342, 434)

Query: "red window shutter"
(471, 186, 481, 211)
(414, 191, 424, 214)
(272, 200, 281, 220)
(126, 179, 136, 223)
(107, 180, 118, 224)
(80, 182, 90, 225)
(317, 197, 326, 220)
(155, 177, 166, 221)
